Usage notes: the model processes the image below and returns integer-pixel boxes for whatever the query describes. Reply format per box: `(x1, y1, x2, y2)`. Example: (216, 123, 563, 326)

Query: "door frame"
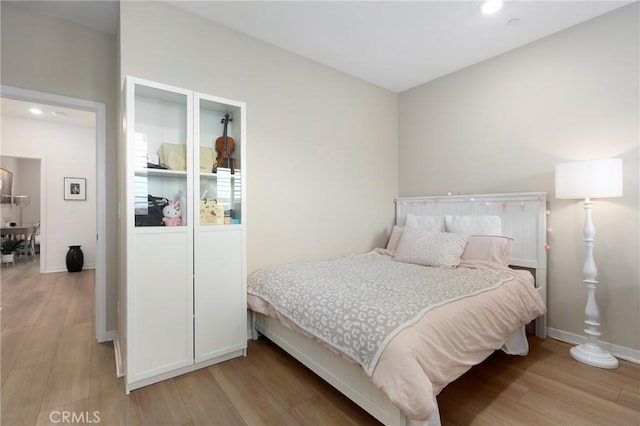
(1, 85, 109, 342)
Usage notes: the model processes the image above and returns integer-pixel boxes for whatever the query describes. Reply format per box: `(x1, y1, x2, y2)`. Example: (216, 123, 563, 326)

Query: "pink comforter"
(248, 259, 546, 421)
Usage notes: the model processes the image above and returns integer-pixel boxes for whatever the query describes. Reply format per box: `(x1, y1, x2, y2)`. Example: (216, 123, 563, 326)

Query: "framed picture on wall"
(64, 177, 86, 201)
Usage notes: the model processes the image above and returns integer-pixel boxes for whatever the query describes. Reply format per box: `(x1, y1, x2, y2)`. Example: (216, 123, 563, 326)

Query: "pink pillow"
(461, 235, 514, 266)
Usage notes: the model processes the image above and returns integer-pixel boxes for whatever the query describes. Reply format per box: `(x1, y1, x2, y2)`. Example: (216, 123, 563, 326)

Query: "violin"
(215, 113, 236, 174)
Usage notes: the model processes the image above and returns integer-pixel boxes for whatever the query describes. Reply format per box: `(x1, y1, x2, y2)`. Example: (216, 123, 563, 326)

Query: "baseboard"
(45, 267, 68, 273)
(547, 328, 640, 364)
(44, 266, 97, 273)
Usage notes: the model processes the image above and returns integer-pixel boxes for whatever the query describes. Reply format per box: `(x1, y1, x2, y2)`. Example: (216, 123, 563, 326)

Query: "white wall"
(120, 1, 399, 273)
(399, 4, 639, 354)
(1, 116, 97, 272)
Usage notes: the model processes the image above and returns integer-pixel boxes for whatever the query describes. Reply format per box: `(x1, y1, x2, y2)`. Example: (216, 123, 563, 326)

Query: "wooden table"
(1, 227, 29, 240)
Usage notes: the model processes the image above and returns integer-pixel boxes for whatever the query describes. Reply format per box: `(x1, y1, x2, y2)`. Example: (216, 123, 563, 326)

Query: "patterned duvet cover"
(248, 250, 545, 421)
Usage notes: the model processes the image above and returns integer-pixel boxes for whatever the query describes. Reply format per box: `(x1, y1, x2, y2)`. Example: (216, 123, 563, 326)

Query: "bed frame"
(253, 192, 548, 426)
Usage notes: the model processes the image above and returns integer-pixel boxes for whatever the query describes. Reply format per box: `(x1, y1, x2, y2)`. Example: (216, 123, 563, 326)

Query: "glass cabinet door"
(131, 82, 192, 228)
(197, 96, 243, 226)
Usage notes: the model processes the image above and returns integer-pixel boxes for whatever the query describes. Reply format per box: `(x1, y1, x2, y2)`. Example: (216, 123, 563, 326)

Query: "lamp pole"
(569, 198, 618, 369)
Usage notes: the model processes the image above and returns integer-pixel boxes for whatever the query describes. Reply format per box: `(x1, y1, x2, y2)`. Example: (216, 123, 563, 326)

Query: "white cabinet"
(121, 76, 246, 392)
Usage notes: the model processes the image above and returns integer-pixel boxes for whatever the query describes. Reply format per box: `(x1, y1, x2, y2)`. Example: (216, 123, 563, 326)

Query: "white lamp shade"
(555, 158, 623, 199)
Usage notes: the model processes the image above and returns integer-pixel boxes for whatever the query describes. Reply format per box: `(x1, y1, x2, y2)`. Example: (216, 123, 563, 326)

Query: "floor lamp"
(13, 195, 30, 226)
(555, 157, 622, 369)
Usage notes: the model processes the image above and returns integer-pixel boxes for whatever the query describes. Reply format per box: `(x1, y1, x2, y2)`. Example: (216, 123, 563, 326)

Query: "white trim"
(113, 333, 125, 378)
(1, 85, 109, 343)
(547, 328, 640, 365)
(40, 158, 46, 274)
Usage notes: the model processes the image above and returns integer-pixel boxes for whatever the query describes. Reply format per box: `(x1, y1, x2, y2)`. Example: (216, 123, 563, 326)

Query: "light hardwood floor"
(1, 258, 638, 425)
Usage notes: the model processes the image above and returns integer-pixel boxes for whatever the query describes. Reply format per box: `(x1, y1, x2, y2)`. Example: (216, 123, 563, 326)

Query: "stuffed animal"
(162, 200, 182, 226)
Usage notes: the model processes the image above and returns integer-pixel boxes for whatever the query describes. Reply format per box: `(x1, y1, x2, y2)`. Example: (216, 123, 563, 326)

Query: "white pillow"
(445, 215, 502, 235)
(393, 227, 469, 268)
(405, 214, 445, 232)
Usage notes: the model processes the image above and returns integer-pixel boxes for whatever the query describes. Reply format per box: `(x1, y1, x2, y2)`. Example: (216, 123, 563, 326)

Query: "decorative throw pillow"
(444, 215, 502, 235)
(405, 214, 445, 232)
(461, 235, 514, 266)
(393, 227, 469, 268)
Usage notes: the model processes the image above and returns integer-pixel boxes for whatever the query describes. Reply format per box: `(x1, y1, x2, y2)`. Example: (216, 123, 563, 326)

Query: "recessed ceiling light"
(29, 108, 43, 115)
(52, 111, 69, 117)
(482, 0, 503, 15)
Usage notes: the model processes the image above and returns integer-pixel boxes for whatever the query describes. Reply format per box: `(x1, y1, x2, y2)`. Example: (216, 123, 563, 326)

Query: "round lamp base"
(570, 343, 619, 369)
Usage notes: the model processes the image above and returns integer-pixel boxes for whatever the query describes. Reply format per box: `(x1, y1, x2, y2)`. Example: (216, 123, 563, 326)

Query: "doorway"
(1, 85, 108, 343)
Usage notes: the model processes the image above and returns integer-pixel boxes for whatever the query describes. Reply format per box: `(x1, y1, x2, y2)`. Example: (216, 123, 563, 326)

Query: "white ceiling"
(11, 0, 632, 92)
(1, 98, 96, 128)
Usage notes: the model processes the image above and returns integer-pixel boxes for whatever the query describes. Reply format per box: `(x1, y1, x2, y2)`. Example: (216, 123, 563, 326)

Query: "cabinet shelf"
(134, 168, 241, 178)
(200, 168, 241, 179)
(135, 168, 186, 178)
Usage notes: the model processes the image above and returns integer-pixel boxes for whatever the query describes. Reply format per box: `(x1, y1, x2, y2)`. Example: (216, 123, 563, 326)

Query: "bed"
(248, 192, 548, 425)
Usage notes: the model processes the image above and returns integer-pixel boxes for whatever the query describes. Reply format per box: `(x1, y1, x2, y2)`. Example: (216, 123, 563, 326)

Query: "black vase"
(66, 245, 84, 273)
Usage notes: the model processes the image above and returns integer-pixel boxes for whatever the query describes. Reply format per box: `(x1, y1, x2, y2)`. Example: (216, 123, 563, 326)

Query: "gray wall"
(1, 2, 118, 332)
(120, 1, 399, 273)
(399, 4, 639, 352)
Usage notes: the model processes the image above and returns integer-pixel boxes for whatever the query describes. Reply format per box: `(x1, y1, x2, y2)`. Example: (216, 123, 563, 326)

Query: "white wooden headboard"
(395, 192, 548, 337)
